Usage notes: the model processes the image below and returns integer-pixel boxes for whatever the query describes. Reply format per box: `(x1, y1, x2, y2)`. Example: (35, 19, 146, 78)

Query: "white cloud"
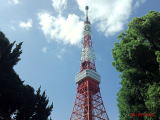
(135, 0, 146, 8)
(9, 0, 20, 5)
(10, 26, 16, 31)
(38, 12, 83, 45)
(57, 54, 62, 59)
(52, 0, 67, 13)
(76, 0, 146, 36)
(42, 47, 48, 53)
(56, 48, 66, 59)
(38, 0, 146, 46)
(19, 19, 33, 30)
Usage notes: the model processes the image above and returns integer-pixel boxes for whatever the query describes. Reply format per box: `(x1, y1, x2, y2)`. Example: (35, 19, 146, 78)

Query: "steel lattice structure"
(70, 6, 109, 120)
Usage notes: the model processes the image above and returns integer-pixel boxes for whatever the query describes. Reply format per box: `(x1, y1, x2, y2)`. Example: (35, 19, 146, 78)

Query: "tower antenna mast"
(85, 6, 89, 22)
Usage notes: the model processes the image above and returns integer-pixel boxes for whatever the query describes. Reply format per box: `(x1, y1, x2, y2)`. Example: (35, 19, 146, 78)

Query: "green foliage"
(112, 11, 160, 120)
(145, 83, 160, 113)
(0, 32, 53, 120)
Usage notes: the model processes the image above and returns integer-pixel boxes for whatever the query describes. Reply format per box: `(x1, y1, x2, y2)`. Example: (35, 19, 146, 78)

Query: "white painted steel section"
(83, 24, 91, 36)
(76, 69, 101, 83)
(80, 22, 96, 64)
(80, 47, 96, 63)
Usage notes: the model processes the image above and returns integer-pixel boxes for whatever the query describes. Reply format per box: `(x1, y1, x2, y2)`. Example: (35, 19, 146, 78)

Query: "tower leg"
(70, 79, 109, 120)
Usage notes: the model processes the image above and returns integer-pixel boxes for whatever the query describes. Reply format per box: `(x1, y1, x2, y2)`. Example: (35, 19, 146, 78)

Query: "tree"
(0, 31, 53, 120)
(112, 11, 160, 120)
(0, 32, 23, 119)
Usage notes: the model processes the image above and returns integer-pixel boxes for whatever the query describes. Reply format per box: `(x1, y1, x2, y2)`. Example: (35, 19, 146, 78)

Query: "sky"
(0, 0, 160, 120)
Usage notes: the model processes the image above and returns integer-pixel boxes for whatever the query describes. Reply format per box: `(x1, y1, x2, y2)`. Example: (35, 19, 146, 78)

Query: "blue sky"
(0, 0, 160, 120)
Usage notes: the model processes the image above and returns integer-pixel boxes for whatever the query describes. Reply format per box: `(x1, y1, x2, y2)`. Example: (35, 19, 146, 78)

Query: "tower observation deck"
(70, 6, 109, 120)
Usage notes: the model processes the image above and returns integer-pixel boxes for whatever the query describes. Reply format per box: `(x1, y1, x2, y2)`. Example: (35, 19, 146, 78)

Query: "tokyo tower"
(70, 6, 109, 120)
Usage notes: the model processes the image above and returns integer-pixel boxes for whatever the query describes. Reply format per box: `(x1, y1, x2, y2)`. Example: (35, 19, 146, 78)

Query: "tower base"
(70, 78, 109, 120)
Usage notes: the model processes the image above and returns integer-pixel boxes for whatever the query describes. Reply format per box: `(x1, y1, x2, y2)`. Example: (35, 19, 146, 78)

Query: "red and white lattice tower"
(70, 6, 109, 120)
